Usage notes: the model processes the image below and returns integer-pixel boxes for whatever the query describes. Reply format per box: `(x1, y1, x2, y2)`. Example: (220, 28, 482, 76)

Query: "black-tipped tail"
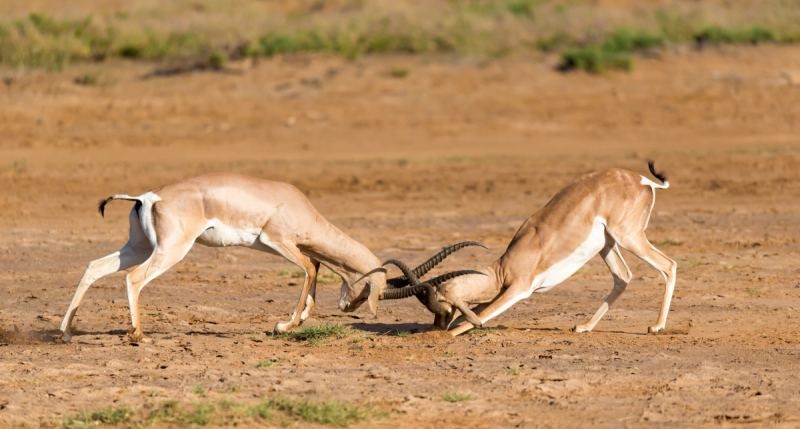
(98, 197, 114, 218)
(648, 161, 667, 185)
(98, 195, 141, 218)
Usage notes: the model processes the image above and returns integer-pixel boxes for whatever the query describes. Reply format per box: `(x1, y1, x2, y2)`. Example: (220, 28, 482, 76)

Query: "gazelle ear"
(367, 281, 380, 318)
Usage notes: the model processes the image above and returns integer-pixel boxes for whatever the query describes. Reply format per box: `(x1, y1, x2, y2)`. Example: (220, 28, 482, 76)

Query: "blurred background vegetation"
(1, 0, 799, 73)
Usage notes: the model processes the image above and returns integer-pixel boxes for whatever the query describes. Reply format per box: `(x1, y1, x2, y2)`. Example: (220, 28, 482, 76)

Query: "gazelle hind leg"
(573, 243, 632, 333)
(616, 234, 677, 333)
(59, 245, 151, 341)
(299, 260, 321, 323)
(60, 208, 151, 341)
(125, 240, 194, 343)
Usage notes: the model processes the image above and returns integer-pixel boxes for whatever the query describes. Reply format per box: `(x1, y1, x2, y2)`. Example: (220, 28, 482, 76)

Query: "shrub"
(208, 50, 227, 70)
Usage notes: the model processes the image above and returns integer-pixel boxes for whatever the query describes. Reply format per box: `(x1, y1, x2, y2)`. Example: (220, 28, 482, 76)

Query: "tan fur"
(437, 168, 676, 336)
(60, 173, 386, 343)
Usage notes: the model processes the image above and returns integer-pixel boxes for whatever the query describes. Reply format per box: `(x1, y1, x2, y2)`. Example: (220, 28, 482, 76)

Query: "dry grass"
(2, 0, 800, 71)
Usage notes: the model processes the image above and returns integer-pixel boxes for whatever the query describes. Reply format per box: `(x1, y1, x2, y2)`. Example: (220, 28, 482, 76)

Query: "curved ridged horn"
(380, 270, 485, 315)
(386, 242, 488, 288)
(426, 270, 486, 288)
(382, 259, 419, 286)
(411, 241, 487, 279)
(381, 282, 447, 315)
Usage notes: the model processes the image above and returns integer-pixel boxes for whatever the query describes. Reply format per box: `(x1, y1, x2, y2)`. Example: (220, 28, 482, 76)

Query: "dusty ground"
(2, 44, 800, 428)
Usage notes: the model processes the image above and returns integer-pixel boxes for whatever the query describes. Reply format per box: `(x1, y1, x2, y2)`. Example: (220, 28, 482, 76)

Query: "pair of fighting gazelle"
(59, 163, 675, 343)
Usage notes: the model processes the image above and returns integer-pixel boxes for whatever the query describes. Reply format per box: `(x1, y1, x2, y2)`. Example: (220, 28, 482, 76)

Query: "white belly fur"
(196, 219, 262, 248)
(531, 216, 607, 293)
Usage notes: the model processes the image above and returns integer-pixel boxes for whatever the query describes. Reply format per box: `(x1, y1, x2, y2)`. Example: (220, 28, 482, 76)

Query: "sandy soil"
(2, 45, 800, 428)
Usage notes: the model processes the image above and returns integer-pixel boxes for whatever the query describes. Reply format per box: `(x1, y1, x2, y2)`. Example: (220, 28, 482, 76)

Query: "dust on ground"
(2, 45, 800, 428)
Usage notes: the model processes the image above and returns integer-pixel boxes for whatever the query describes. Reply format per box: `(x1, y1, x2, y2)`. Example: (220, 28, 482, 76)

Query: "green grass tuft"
(208, 49, 227, 70)
(255, 360, 280, 368)
(317, 270, 342, 284)
(389, 330, 411, 338)
(679, 259, 703, 269)
(466, 327, 497, 335)
(560, 46, 632, 74)
(74, 73, 99, 86)
(192, 385, 205, 395)
(442, 392, 476, 403)
(389, 66, 410, 78)
(277, 323, 354, 346)
(651, 238, 683, 246)
(746, 288, 761, 294)
(269, 396, 377, 427)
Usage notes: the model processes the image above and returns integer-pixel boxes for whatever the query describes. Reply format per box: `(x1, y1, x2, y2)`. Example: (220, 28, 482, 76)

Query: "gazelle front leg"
(573, 244, 632, 333)
(272, 243, 318, 333)
(447, 284, 531, 336)
(299, 260, 321, 323)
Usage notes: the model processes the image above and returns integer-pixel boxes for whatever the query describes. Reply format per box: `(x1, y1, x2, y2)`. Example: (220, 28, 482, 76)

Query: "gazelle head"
(373, 242, 487, 315)
(338, 268, 387, 316)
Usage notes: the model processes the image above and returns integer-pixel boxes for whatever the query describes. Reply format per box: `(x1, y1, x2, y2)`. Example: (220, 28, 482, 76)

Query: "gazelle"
(60, 173, 394, 343)
(389, 163, 676, 336)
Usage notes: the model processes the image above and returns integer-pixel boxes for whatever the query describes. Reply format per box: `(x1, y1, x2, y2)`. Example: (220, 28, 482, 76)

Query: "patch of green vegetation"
(12, 157, 29, 170)
(440, 351, 456, 356)
(269, 396, 381, 427)
(208, 49, 227, 70)
(17, 378, 44, 384)
(275, 268, 305, 277)
(192, 385, 205, 395)
(679, 259, 703, 270)
(442, 392, 476, 403)
(506, 0, 536, 18)
(560, 46, 632, 74)
(603, 28, 665, 52)
(651, 238, 683, 246)
(61, 406, 133, 428)
(695, 26, 776, 45)
(389, 66, 410, 78)
(3, 3, 800, 71)
(719, 262, 735, 270)
(255, 360, 280, 368)
(351, 333, 373, 343)
(276, 323, 355, 346)
(74, 73, 99, 86)
(466, 327, 497, 335)
(746, 288, 761, 294)
(389, 330, 411, 338)
(317, 270, 342, 285)
(506, 368, 526, 376)
(535, 32, 570, 52)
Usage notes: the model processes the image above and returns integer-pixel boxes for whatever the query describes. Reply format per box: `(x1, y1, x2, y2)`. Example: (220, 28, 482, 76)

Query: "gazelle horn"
(386, 241, 487, 288)
(380, 270, 486, 315)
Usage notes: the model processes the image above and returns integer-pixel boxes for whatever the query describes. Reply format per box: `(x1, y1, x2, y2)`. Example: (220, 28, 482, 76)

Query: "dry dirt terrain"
(2, 44, 800, 428)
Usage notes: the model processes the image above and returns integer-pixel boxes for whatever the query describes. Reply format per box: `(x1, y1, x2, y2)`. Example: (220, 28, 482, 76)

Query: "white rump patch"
(641, 176, 669, 189)
(139, 192, 162, 248)
(531, 216, 608, 293)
